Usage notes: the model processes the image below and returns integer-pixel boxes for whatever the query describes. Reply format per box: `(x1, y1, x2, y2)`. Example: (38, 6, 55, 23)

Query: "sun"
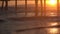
(46, 0, 57, 5)
(49, 0, 57, 5)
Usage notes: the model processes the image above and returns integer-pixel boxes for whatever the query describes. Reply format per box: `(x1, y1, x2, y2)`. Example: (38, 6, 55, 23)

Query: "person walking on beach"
(0, 0, 10, 10)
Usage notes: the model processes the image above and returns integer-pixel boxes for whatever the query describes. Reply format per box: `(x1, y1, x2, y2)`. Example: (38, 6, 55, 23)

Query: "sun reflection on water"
(47, 28, 59, 34)
(50, 23, 58, 26)
(48, 22, 58, 26)
(47, 22, 59, 34)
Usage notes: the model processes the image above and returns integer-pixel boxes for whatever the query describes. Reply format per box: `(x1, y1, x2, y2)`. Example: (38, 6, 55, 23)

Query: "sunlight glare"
(46, 0, 57, 5)
(49, 28, 58, 33)
(51, 23, 58, 26)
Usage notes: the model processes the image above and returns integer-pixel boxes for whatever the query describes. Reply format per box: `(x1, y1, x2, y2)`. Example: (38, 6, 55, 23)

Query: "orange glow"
(48, 22, 58, 26)
(48, 28, 58, 33)
(50, 12, 56, 16)
(46, 0, 57, 6)
(50, 23, 58, 26)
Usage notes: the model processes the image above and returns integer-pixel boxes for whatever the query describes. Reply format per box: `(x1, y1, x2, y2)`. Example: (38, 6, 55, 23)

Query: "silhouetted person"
(0, 0, 10, 10)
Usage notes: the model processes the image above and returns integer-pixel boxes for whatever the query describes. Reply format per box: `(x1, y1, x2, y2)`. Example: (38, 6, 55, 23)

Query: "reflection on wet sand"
(46, 22, 60, 34)
(48, 22, 58, 26)
(16, 21, 60, 34)
(47, 28, 59, 34)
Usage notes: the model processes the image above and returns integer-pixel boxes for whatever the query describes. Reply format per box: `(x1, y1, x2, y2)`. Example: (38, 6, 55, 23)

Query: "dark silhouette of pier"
(0, 0, 60, 17)
(0, 0, 60, 22)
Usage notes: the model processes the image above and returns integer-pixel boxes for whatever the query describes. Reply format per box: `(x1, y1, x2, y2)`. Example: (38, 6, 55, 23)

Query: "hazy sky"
(0, 0, 39, 1)
(0, 1, 40, 6)
(0, 0, 58, 12)
(0, 0, 59, 7)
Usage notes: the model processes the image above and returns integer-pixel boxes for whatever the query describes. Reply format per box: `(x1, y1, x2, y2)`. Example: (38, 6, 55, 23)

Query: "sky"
(0, 1, 39, 6)
(0, 0, 60, 7)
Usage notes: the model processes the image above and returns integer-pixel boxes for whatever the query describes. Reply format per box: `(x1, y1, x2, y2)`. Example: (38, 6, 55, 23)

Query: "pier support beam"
(25, 0, 27, 16)
(35, 0, 38, 16)
(44, 0, 46, 16)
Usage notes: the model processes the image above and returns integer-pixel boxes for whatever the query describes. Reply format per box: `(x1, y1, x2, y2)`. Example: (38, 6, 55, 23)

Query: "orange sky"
(0, 0, 60, 7)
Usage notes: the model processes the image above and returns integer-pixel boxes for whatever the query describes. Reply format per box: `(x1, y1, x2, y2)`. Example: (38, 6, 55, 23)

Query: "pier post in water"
(15, 0, 17, 16)
(1, 1, 4, 10)
(40, 0, 43, 16)
(25, 0, 27, 16)
(35, 0, 38, 16)
(57, 0, 59, 16)
(44, 0, 46, 16)
(57, 0, 59, 24)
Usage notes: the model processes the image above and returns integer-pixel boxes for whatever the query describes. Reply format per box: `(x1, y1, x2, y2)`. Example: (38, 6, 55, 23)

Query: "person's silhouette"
(0, 0, 10, 10)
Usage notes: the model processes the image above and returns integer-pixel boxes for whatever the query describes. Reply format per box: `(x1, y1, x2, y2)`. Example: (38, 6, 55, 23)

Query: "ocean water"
(0, 1, 60, 34)
(1, 19, 60, 34)
(8, 19, 60, 34)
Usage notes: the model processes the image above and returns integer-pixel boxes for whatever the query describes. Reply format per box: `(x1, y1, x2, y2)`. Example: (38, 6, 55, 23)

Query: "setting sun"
(46, 0, 57, 5)
(49, 0, 57, 5)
